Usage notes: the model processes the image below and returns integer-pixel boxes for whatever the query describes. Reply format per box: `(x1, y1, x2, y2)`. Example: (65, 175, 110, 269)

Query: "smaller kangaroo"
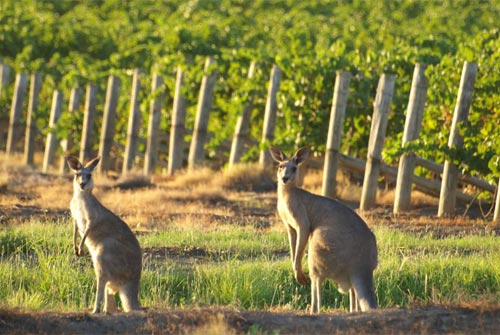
(67, 156, 142, 314)
(270, 146, 378, 314)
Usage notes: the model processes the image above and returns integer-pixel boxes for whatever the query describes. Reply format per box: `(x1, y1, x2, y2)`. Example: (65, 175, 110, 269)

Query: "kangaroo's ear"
(269, 146, 288, 163)
(293, 147, 309, 165)
(66, 156, 82, 171)
(85, 156, 101, 171)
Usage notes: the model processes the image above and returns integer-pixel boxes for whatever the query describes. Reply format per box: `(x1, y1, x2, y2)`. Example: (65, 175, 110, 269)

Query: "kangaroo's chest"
(70, 198, 97, 237)
(277, 196, 307, 230)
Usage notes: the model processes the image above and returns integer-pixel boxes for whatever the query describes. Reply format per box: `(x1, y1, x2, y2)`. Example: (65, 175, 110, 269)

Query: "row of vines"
(1, 0, 500, 186)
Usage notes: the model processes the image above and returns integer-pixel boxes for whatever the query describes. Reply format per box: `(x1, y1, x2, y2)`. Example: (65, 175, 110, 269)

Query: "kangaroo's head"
(66, 156, 100, 193)
(269, 146, 309, 187)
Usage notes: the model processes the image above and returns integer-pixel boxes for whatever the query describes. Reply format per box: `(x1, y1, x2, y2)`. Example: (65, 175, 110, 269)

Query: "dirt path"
(2, 305, 500, 334)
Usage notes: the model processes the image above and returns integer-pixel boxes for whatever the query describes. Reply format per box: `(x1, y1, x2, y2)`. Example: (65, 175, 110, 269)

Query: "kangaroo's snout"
(79, 182, 87, 190)
(282, 177, 289, 184)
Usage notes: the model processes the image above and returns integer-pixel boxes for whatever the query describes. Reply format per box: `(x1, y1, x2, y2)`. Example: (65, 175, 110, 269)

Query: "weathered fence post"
(23, 74, 43, 165)
(123, 69, 142, 175)
(494, 180, 500, 221)
(79, 84, 97, 163)
(6, 73, 28, 154)
(393, 64, 429, 213)
(322, 71, 351, 198)
(188, 57, 218, 169)
(168, 67, 187, 176)
(359, 74, 396, 211)
(59, 87, 83, 173)
(259, 64, 282, 169)
(97, 75, 121, 173)
(438, 61, 478, 217)
(42, 90, 63, 172)
(144, 73, 164, 175)
(0, 62, 11, 98)
(229, 61, 256, 170)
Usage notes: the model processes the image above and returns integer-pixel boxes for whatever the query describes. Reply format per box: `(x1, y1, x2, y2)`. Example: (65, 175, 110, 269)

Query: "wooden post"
(167, 67, 187, 176)
(322, 71, 351, 198)
(229, 61, 256, 170)
(42, 90, 63, 172)
(359, 74, 396, 211)
(97, 75, 121, 173)
(0, 63, 11, 98)
(393, 64, 429, 213)
(79, 84, 97, 163)
(259, 64, 282, 169)
(438, 62, 478, 217)
(123, 69, 142, 174)
(188, 57, 217, 169)
(0, 62, 12, 152)
(494, 179, 500, 221)
(6, 73, 28, 154)
(59, 87, 83, 173)
(23, 74, 43, 165)
(144, 73, 164, 175)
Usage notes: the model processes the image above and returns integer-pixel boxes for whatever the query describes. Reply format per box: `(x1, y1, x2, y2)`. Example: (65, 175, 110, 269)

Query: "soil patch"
(1, 305, 500, 334)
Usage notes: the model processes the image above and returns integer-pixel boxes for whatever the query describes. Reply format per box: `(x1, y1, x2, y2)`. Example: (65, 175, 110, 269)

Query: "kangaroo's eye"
(76, 172, 82, 177)
(291, 166, 297, 173)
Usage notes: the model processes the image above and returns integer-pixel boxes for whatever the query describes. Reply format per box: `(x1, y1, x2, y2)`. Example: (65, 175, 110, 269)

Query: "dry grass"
(0, 158, 280, 232)
(165, 167, 219, 190)
(1, 153, 494, 235)
(189, 312, 237, 335)
(219, 163, 275, 192)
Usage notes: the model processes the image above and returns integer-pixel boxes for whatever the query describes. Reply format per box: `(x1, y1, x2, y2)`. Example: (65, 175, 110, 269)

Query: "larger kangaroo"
(270, 146, 378, 314)
(67, 156, 142, 314)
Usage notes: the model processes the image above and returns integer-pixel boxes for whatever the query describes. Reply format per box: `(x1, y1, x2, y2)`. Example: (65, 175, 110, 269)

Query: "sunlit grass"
(2, 220, 500, 312)
(142, 228, 287, 260)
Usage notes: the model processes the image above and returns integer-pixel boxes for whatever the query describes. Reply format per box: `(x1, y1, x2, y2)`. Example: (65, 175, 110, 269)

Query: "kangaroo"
(269, 146, 378, 314)
(66, 155, 142, 314)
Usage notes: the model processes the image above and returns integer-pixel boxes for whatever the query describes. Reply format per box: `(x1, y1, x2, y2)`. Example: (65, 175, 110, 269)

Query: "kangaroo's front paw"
(76, 247, 85, 257)
(295, 271, 310, 285)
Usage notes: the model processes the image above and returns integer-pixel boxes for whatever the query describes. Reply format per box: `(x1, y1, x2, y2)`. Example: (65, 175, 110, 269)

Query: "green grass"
(375, 227, 500, 307)
(1, 220, 500, 312)
(142, 228, 288, 260)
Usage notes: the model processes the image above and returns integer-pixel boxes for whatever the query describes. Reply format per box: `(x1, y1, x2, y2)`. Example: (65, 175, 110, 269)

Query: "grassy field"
(1, 154, 500, 316)
(2, 219, 500, 313)
(2, 156, 500, 333)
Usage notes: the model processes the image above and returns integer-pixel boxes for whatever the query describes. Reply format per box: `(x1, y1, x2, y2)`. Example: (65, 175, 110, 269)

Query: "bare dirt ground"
(1, 155, 500, 334)
(2, 304, 500, 335)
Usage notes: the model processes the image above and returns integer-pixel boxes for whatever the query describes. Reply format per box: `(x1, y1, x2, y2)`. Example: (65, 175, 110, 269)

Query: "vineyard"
(1, 0, 500, 184)
(3, 1, 500, 334)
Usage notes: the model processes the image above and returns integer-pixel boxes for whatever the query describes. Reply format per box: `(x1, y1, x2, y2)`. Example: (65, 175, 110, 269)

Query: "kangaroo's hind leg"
(310, 276, 324, 314)
(119, 281, 141, 312)
(351, 272, 377, 311)
(104, 284, 117, 314)
(92, 276, 106, 313)
(349, 288, 358, 312)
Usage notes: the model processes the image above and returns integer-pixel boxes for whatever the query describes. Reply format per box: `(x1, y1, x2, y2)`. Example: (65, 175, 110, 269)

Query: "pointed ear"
(84, 156, 101, 171)
(292, 147, 309, 165)
(66, 156, 82, 171)
(269, 146, 288, 163)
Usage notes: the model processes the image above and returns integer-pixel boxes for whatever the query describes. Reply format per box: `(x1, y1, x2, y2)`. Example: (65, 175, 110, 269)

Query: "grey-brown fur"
(67, 156, 142, 314)
(269, 146, 378, 314)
